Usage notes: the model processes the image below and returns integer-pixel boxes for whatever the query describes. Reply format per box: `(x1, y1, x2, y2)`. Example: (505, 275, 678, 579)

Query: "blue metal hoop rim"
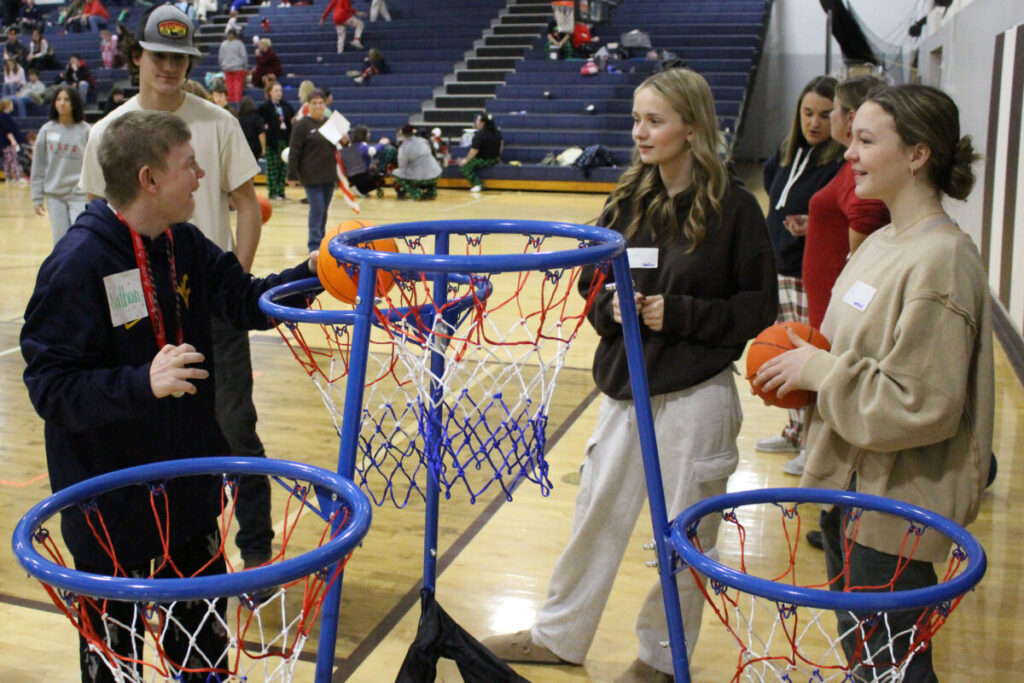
(259, 220, 624, 324)
(11, 457, 372, 602)
(668, 487, 986, 612)
(328, 219, 625, 274)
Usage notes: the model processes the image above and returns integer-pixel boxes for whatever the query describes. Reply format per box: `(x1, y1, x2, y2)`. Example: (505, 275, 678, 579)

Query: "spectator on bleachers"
(320, 0, 364, 53)
(287, 89, 337, 251)
(218, 28, 247, 104)
(368, 0, 390, 22)
(458, 112, 501, 193)
(12, 66, 43, 116)
(237, 94, 264, 172)
(30, 86, 89, 242)
(2, 0, 20, 33)
(172, 0, 196, 23)
(99, 27, 117, 67)
(3, 57, 25, 97)
(58, 54, 95, 101)
(56, 0, 83, 29)
(195, 0, 216, 22)
(211, 81, 231, 110)
(544, 20, 571, 60)
(351, 47, 385, 85)
(100, 83, 122, 113)
(258, 79, 293, 200)
(4, 27, 27, 67)
(0, 97, 26, 182)
(27, 27, 56, 70)
(250, 37, 280, 89)
(393, 123, 441, 201)
(223, 8, 241, 34)
(75, 0, 110, 32)
(18, 0, 45, 33)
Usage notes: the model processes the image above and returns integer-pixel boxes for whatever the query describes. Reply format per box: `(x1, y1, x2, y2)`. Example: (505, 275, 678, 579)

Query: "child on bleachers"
(224, 8, 242, 35)
(18, 0, 45, 33)
(3, 28, 27, 67)
(351, 47, 385, 84)
(545, 20, 571, 60)
(100, 84, 123, 113)
(27, 28, 56, 71)
(3, 58, 26, 98)
(320, 0, 364, 53)
(99, 27, 117, 67)
(12, 68, 45, 117)
(58, 54, 95, 102)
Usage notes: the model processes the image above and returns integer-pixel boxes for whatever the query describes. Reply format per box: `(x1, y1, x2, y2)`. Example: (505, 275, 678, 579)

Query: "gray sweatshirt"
(218, 38, 248, 72)
(31, 120, 90, 204)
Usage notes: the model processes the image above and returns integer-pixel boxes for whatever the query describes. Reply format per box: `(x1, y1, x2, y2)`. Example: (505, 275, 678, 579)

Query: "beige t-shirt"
(80, 93, 260, 252)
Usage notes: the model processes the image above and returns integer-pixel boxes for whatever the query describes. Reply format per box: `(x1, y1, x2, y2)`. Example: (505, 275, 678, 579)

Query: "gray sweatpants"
(532, 366, 742, 673)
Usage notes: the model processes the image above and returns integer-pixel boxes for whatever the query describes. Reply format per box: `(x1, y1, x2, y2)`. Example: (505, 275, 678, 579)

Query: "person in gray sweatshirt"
(218, 29, 248, 105)
(31, 86, 90, 243)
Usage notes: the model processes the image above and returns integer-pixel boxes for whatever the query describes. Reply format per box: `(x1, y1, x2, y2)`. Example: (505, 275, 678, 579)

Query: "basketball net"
(276, 231, 606, 507)
(551, 0, 575, 32)
(686, 501, 975, 682)
(31, 476, 353, 682)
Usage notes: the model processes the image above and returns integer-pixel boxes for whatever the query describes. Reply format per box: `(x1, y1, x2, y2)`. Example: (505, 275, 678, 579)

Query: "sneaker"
(469, 184, 482, 193)
(783, 449, 806, 476)
(353, 75, 364, 84)
(480, 629, 569, 664)
(755, 434, 799, 453)
(350, 39, 364, 50)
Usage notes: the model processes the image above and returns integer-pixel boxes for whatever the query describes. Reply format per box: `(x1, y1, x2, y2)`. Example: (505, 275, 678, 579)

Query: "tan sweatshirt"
(798, 216, 994, 563)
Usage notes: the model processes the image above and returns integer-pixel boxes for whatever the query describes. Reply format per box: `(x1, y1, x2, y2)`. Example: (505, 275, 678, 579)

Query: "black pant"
(75, 522, 228, 683)
(210, 317, 274, 563)
(820, 506, 939, 682)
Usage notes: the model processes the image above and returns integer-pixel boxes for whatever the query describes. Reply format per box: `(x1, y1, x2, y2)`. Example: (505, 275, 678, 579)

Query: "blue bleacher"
(20, 0, 771, 190)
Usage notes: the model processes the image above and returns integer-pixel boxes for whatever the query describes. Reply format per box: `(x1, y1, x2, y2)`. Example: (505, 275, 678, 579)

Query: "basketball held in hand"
(317, 220, 398, 304)
(746, 322, 831, 409)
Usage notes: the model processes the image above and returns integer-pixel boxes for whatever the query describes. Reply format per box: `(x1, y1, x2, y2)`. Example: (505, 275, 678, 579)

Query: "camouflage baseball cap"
(138, 4, 202, 57)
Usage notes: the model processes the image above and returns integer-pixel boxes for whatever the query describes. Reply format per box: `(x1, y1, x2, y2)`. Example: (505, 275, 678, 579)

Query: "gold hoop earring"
(909, 164, 918, 177)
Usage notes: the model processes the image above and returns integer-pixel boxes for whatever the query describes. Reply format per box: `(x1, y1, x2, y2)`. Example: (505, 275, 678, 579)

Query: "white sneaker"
(470, 185, 482, 193)
(350, 39, 364, 50)
(783, 450, 806, 476)
(755, 434, 799, 453)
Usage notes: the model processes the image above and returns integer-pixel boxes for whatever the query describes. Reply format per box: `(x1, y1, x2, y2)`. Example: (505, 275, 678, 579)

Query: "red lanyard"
(118, 210, 183, 348)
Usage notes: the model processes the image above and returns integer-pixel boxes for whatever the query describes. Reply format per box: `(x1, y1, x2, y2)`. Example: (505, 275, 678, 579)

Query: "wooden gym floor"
(0, 178, 1021, 681)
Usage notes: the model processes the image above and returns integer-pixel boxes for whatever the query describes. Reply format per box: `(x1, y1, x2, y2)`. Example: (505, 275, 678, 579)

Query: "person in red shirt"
(320, 0, 364, 53)
(79, 0, 110, 32)
(802, 74, 890, 331)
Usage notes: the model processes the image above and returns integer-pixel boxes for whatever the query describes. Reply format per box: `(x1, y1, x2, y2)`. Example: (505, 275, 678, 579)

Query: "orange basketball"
(258, 195, 272, 224)
(746, 322, 831, 409)
(317, 220, 398, 304)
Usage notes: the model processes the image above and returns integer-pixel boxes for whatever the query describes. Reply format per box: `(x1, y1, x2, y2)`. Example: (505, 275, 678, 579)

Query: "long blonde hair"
(602, 68, 728, 250)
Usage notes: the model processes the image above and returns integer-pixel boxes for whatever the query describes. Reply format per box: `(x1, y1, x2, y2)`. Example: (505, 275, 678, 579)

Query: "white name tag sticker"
(104, 268, 149, 328)
(842, 280, 877, 312)
(627, 247, 658, 269)
(47, 132, 61, 143)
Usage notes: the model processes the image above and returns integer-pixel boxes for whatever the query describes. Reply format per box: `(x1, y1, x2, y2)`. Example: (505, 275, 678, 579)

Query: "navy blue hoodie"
(21, 199, 313, 568)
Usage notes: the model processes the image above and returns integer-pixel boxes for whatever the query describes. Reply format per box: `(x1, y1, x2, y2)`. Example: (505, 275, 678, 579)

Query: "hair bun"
(943, 135, 978, 201)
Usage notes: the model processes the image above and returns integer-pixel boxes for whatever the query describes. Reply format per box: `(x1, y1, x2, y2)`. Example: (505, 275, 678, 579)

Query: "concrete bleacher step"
(466, 57, 519, 70)
(447, 82, 503, 96)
